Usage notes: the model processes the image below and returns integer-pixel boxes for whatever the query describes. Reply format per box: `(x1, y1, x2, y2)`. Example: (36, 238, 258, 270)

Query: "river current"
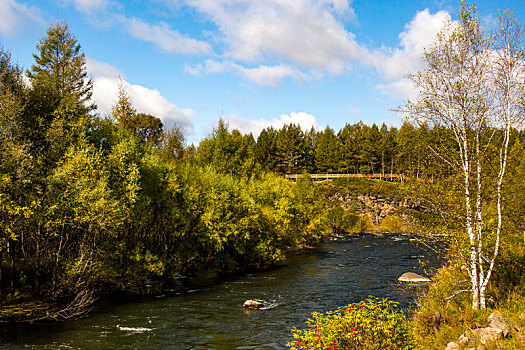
(0, 234, 440, 349)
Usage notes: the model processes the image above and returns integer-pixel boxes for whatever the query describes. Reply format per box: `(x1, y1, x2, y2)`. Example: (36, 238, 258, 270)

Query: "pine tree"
(255, 127, 278, 171)
(24, 21, 95, 156)
(112, 80, 136, 132)
(314, 127, 339, 173)
(27, 21, 94, 109)
(276, 124, 305, 174)
(362, 123, 380, 174)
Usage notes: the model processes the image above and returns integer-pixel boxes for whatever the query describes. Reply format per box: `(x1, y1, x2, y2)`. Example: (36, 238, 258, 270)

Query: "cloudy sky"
(1, 0, 524, 144)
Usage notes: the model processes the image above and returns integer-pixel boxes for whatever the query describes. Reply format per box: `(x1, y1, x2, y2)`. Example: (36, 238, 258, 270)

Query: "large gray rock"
(243, 300, 264, 309)
(488, 313, 511, 337)
(444, 313, 514, 350)
(398, 272, 431, 283)
(473, 327, 500, 345)
(459, 327, 502, 346)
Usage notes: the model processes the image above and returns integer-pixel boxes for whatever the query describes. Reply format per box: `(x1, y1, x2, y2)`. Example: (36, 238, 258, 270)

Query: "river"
(0, 234, 440, 349)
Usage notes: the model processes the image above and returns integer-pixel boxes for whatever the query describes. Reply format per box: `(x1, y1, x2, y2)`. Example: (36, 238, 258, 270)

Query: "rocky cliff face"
(328, 193, 423, 226)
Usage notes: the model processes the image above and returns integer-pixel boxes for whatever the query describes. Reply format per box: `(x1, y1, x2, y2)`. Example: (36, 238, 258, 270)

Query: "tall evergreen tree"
(339, 122, 368, 174)
(362, 123, 380, 174)
(255, 127, 278, 171)
(395, 122, 417, 177)
(112, 80, 136, 132)
(27, 21, 94, 108)
(19, 21, 96, 297)
(24, 21, 95, 157)
(314, 127, 339, 173)
(276, 124, 305, 174)
(302, 126, 317, 173)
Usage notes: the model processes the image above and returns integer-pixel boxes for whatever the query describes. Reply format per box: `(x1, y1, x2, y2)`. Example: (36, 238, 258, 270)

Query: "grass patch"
(411, 264, 525, 349)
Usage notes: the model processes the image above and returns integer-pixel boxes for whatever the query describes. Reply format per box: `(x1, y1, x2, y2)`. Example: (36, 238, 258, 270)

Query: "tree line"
(196, 118, 524, 181)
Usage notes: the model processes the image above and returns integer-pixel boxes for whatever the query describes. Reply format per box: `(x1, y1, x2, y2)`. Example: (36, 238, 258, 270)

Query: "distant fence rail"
(284, 173, 403, 182)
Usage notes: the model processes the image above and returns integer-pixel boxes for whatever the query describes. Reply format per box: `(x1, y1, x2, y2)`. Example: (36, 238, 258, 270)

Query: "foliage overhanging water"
(0, 234, 441, 349)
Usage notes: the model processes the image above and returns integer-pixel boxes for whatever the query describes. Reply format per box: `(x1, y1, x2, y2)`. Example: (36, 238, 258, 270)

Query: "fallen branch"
(443, 289, 471, 308)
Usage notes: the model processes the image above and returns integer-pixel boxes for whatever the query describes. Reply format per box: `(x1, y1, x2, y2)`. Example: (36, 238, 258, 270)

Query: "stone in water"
(398, 272, 430, 283)
(243, 300, 264, 309)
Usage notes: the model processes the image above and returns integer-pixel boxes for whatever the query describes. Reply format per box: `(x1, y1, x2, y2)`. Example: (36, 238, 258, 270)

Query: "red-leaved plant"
(287, 297, 412, 350)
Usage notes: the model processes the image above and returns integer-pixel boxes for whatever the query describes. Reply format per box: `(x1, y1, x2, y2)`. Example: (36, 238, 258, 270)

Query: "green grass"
(410, 265, 525, 349)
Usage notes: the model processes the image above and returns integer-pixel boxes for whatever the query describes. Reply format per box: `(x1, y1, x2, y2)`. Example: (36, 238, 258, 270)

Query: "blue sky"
(1, 0, 524, 144)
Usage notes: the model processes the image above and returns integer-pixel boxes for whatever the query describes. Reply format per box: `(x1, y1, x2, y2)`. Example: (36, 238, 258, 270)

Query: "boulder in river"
(398, 272, 431, 283)
(243, 300, 264, 309)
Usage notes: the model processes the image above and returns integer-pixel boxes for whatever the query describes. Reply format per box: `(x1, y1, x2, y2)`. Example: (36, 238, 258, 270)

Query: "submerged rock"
(398, 272, 431, 283)
(243, 300, 264, 309)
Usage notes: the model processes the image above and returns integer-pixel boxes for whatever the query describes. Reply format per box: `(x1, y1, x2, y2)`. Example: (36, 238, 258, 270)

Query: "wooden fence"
(284, 173, 403, 182)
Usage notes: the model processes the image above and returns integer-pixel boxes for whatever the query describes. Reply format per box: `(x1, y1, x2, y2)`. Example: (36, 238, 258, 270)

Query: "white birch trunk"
(475, 134, 484, 308)
(461, 129, 479, 309)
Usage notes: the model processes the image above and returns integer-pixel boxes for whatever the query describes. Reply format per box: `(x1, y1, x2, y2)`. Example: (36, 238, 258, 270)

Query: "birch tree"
(401, 3, 525, 309)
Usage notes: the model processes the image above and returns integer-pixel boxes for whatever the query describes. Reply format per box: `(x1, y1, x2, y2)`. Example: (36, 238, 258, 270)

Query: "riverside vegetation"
(0, 20, 460, 320)
(1, 2, 525, 349)
(0, 22, 331, 321)
(285, 3, 525, 349)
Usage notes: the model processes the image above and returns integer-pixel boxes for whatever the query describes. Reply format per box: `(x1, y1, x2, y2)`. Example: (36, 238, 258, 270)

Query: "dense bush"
(288, 297, 412, 350)
(0, 22, 331, 307)
(379, 216, 407, 233)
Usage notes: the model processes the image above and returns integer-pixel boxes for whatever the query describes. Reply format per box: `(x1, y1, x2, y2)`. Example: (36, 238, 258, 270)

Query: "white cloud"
(123, 16, 212, 55)
(0, 0, 43, 38)
(87, 58, 122, 79)
(375, 9, 450, 80)
(321, 0, 356, 18)
(239, 64, 307, 88)
(61, 0, 111, 14)
(372, 9, 450, 99)
(226, 111, 320, 137)
(86, 58, 195, 133)
(185, 0, 368, 74)
(186, 59, 307, 87)
(164, 2, 449, 91)
(376, 79, 419, 100)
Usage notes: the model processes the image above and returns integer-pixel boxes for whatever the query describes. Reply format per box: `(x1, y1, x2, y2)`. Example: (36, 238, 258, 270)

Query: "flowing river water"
(0, 234, 441, 349)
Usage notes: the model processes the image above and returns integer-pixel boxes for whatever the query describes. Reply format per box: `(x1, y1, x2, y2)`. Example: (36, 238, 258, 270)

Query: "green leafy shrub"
(288, 297, 412, 350)
(326, 205, 360, 235)
(379, 216, 407, 233)
(351, 215, 375, 234)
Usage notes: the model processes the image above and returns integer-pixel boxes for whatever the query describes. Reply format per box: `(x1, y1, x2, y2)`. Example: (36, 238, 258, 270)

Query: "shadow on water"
(0, 234, 442, 349)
